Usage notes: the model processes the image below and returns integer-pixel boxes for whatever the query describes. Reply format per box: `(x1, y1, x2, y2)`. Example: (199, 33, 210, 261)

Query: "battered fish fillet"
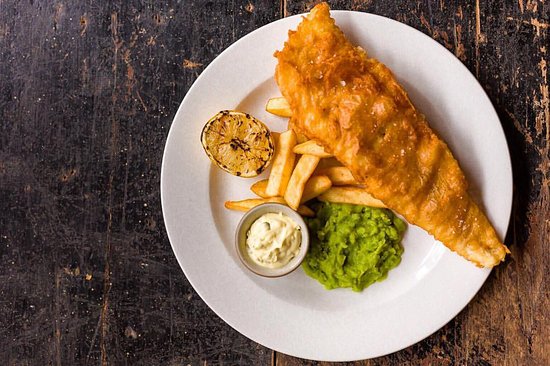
(275, 3, 509, 267)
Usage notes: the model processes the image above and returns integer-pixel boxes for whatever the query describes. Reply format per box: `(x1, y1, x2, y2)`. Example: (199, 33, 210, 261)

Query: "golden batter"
(275, 3, 509, 267)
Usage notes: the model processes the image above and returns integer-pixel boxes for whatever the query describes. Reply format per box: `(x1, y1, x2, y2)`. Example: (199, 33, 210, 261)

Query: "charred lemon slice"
(201, 110, 275, 177)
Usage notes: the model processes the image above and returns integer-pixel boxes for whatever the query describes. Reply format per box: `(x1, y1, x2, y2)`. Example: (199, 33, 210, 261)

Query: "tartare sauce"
(246, 212, 302, 268)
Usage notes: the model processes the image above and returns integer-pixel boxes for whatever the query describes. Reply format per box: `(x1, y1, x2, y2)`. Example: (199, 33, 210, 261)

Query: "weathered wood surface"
(0, 0, 547, 365)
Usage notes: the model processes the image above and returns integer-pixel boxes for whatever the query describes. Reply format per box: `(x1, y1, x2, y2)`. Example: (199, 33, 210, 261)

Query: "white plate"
(161, 10, 512, 361)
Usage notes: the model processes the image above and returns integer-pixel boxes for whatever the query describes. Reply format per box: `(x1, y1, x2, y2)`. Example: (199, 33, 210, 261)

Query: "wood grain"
(0, 0, 547, 365)
(0, 1, 278, 365)
(279, 1, 549, 364)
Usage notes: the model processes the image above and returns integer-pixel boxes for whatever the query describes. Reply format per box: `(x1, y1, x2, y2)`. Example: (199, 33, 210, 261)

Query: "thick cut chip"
(266, 130, 297, 197)
(317, 166, 359, 185)
(266, 97, 292, 117)
(274, 3, 509, 267)
(293, 140, 332, 158)
(284, 154, 320, 210)
(252, 176, 330, 203)
(318, 187, 386, 208)
(250, 179, 269, 198)
(300, 175, 332, 203)
(224, 197, 314, 217)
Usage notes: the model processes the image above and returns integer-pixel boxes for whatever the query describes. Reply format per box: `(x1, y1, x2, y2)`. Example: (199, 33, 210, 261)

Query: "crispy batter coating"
(275, 3, 509, 267)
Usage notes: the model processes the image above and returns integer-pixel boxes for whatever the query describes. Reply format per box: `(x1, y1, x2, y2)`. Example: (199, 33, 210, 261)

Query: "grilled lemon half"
(201, 110, 275, 177)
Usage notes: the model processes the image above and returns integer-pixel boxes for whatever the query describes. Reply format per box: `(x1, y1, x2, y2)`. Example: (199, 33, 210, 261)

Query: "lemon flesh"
(201, 110, 274, 177)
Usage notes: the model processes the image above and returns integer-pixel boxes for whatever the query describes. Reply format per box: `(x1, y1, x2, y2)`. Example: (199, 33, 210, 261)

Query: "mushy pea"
(303, 202, 406, 292)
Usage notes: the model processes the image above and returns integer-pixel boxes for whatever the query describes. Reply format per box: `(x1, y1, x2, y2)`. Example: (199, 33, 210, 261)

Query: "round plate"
(161, 10, 512, 361)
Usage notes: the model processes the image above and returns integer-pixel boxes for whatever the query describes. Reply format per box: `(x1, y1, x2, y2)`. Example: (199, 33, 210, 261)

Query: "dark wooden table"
(1, 1, 548, 365)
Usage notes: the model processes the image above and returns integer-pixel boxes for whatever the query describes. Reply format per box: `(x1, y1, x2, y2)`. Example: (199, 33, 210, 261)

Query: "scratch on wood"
(152, 13, 165, 25)
(474, 0, 486, 77)
(535, 58, 549, 141)
(280, 0, 288, 18)
(136, 90, 147, 112)
(123, 49, 135, 95)
(426, 0, 434, 30)
(453, 24, 466, 61)
(54, 269, 62, 366)
(100, 201, 113, 366)
(128, 31, 139, 49)
(168, 273, 174, 346)
(529, 18, 549, 36)
(525, 0, 538, 12)
(524, 175, 549, 306)
(518, 0, 524, 12)
(81, 57, 89, 87)
(121, 137, 131, 228)
(59, 168, 77, 182)
(505, 108, 533, 144)
(0, 23, 7, 40)
(80, 15, 88, 36)
(111, 12, 123, 52)
(62, 266, 80, 276)
(351, 0, 373, 10)
(420, 14, 432, 33)
(97, 11, 122, 366)
(124, 326, 138, 339)
(506, 17, 549, 36)
(245, 2, 255, 13)
(435, 30, 452, 49)
(86, 315, 102, 362)
(456, 5, 463, 20)
(53, 3, 65, 31)
(182, 59, 203, 69)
